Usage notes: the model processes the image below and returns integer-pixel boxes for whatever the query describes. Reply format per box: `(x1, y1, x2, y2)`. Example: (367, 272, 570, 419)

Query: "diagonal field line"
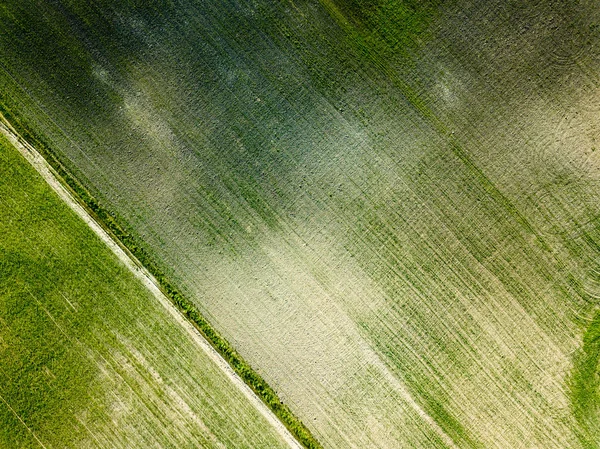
(0, 118, 304, 449)
(0, 392, 48, 449)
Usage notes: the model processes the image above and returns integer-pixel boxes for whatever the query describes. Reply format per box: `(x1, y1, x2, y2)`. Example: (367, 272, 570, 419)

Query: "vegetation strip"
(0, 110, 321, 449)
(570, 310, 600, 448)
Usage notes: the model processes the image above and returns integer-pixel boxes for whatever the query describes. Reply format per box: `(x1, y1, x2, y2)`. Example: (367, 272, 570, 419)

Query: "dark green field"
(1, 0, 600, 447)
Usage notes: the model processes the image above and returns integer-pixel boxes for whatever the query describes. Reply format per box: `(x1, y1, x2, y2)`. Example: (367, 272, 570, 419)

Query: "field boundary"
(0, 109, 322, 449)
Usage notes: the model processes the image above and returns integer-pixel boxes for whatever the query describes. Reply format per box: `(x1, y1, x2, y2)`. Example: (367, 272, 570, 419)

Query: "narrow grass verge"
(0, 104, 323, 449)
(571, 310, 600, 449)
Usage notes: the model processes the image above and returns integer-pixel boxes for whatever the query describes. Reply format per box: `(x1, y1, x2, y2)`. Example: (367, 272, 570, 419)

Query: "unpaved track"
(0, 117, 304, 449)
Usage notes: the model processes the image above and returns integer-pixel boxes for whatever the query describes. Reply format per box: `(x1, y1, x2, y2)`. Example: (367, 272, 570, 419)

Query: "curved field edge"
(0, 106, 323, 449)
(571, 310, 600, 448)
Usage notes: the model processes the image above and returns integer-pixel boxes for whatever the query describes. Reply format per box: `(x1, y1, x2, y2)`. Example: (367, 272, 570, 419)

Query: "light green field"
(1, 0, 600, 447)
(0, 133, 293, 448)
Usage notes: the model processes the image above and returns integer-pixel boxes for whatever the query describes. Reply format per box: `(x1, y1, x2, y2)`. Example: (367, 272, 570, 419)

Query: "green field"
(0, 133, 295, 448)
(1, 0, 600, 447)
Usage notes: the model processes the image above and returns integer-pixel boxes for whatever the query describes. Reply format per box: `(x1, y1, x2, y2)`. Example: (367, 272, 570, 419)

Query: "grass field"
(0, 132, 296, 448)
(1, 0, 600, 447)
